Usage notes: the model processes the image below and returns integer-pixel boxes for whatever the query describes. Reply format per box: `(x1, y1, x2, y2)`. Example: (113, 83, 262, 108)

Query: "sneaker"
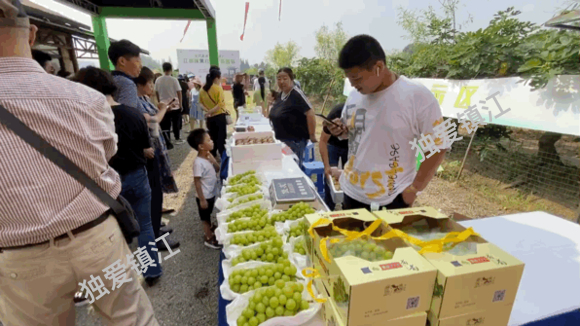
(204, 237, 222, 250)
(175, 139, 186, 145)
(74, 291, 90, 306)
(157, 236, 180, 251)
(166, 142, 174, 150)
(145, 275, 162, 287)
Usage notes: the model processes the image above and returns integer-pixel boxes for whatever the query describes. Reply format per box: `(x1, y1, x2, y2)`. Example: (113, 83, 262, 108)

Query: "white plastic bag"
(215, 217, 253, 244)
(216, 185, 271, 211)
(226, 287, 321, 326)
(287, 236, 309, 270)
(220, 261, 274, 301)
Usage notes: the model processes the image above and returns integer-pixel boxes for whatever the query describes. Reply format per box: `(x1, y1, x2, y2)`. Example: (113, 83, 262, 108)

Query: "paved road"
(76, 140, 220, 326)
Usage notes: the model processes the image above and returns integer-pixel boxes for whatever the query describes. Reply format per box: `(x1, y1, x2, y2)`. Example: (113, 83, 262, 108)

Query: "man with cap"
(0, 1, 159, 325)
(253, 68, 270, 91)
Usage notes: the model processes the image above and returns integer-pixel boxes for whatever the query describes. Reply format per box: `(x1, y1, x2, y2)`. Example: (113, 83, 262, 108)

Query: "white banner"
(343, 76, 580, 136)
(176, 49, 240, 79)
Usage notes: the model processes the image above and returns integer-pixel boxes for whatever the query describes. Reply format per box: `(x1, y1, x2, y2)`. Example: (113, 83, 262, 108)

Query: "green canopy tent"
(55, 0, 219, 71)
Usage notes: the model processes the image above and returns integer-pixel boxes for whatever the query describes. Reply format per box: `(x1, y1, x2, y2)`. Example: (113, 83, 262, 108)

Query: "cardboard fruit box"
(431, 303, 513, 326)
(373, 207, 525, 323)
(304, 209, 437, 325)
(230, 131, 282, 163)
(315, 277, 429, 326)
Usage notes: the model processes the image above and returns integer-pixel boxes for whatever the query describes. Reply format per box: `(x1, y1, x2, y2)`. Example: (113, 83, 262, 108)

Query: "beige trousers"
(0, 215, 159, 326)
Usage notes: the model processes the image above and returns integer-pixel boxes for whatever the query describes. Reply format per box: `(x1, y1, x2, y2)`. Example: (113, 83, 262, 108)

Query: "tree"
(392, 4, 579, 165)
(314, 22, 349, 63)
(265, 41, 300, 69)
(240, 59, 250, 71)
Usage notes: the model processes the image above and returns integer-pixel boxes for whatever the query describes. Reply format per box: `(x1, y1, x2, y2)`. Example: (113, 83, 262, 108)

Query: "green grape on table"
(229, 174, 261, 187)
(288, 220, 307, 238)
(269, 202, 316, 224)
(231, 237, 291, 266)
(226, 184, 260, 196)
(228, 260, 298, 294)
(226, 204, 269, 223)
(228, 170, 256, 185)
(293, 238, 306, 255)
(227, 215, 270, 233)
(328, 238, 394, 262)
(227, 194, 264, 209)
(236, 281, 309, 326)
(231, 225, 280, 246)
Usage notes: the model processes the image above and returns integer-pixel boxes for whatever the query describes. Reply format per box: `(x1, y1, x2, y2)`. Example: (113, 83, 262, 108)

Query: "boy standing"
(187, 129, 222, 249)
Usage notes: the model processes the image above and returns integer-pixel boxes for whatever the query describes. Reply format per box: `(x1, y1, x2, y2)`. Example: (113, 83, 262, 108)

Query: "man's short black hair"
(32, 50, 52, 69)
(338, 35, 386, 70)
(162, 62, 172, 72)
(71, 66, 117, 96)
(108, 39, 141, 66)
(187, 128, 208, 151)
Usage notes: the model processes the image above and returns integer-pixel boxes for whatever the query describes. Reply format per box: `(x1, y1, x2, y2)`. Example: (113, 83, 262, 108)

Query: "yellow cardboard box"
(305, 209, 437, 325)
(373, 207, 525, 322)
(315, 277, 428, 326)
(430, 304, 514, 326)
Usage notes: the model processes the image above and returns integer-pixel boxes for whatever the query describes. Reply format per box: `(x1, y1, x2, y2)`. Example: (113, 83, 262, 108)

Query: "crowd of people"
(0, 1, 448, 325)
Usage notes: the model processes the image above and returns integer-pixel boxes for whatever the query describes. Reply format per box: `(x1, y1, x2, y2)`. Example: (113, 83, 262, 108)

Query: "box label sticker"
(467, 256, 490, 264)
(451, 260, 462, 267)
(380, 262, 402, 270)
(406, 296, 420, 310)
(361, 267, 372, 274)
(493, 289, 506, 302)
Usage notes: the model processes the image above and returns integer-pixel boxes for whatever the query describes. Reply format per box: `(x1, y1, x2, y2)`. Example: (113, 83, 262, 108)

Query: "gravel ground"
(75, 130, 220, 326)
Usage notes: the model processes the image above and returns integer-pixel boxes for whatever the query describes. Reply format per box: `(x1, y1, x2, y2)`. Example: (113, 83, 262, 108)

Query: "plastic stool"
(303, 161, 325, 195)
(304, 141, 315, 163)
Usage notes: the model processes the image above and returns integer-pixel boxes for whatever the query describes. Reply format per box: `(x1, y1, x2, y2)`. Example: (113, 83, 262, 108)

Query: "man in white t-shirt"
(253, 69, 270, 91)
(326, 35, 450, 211)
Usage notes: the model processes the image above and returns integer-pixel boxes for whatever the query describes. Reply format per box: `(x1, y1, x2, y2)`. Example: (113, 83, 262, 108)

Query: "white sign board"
(176, 49, 240, 79)
(343, 76, 580, 136)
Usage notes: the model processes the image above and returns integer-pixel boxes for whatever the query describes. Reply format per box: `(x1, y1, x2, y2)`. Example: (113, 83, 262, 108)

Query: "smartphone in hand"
(316, 114, 339, 126)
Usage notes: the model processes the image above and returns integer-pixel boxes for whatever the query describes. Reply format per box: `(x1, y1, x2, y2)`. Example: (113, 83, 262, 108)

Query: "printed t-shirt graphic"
(339, 76, 448, 205)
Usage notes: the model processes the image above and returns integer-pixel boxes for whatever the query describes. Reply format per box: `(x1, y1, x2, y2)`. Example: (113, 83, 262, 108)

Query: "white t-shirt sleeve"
(174, 78, 182, 92)
(193, 159, 204, 178)
(416, 87, 448, 151)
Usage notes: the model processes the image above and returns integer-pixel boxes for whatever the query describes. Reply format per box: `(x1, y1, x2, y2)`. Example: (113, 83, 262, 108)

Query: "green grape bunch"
(293, 239, 306, 255)
(236, 281, 310, 326)
(228, 170, 256, 185)
(231, 226, 280, 246)
(228, 260, 298, 294)
(227, 194, 264, 209)
(228, 174, 261, 187)
(328, 239, 394, 262)
(226, 184, 260, 196)
(270, 203, 315, 224)
(226, 205, 269, 223)
(288, 220, 307, 238)
(227, 216, 270, 233)
(232, 238, 289, 266)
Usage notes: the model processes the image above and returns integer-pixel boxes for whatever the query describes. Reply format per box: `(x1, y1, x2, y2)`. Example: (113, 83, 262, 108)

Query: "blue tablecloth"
(218, 251, 230, 326)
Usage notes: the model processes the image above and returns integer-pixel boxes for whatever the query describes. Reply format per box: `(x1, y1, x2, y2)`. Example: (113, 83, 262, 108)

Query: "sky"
(33, 0, 569, 66)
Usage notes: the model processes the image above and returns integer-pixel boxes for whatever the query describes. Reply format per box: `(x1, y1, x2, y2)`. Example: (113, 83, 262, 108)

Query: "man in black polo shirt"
(320, 103, 349, 210)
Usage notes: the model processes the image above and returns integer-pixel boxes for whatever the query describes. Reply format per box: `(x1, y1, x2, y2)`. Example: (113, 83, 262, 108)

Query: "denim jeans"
(282, 139, 308, 170)
(120, 167, 163, 279)
(323, 144, 349, 210)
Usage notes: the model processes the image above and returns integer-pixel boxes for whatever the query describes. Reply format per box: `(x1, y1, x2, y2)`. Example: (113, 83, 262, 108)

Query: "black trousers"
(146, 154, 163, 238)
(160, 110, 182, 142)
(207, 113, 227, 158)
(342, 192, 410, 211)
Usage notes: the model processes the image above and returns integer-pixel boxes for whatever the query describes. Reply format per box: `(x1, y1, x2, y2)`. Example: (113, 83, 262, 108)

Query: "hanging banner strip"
(240, 2, 249, 41)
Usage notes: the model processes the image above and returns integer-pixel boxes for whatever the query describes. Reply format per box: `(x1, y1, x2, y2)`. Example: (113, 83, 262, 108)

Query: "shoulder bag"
(0, 104, 140, 244)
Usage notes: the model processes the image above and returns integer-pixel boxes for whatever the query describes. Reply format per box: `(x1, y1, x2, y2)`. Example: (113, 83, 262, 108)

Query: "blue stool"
(303, 161, 325, 195)
(304, 141, 315, 163)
